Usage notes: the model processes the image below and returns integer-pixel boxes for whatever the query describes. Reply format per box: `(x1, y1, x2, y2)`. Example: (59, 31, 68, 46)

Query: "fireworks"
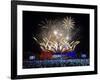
(63, 17, 75, 29)
(33, 16, 80, 53)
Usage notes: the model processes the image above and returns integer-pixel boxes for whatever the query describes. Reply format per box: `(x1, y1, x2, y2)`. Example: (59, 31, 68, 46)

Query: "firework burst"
(33, 16, 80, 53)
(63, 17, 75, 29)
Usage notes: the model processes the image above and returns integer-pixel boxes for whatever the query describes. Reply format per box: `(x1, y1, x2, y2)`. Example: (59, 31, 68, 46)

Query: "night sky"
(23, 11, 90, 59)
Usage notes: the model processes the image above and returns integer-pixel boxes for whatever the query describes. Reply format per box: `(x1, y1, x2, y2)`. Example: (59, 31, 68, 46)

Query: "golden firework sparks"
(63, 17, 75, 29)
(33, 16, 80, 53)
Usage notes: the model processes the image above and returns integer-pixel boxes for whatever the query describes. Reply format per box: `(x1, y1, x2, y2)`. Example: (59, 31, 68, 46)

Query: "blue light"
(63, 51, 77, 58)
(53, 51, 77, 59)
